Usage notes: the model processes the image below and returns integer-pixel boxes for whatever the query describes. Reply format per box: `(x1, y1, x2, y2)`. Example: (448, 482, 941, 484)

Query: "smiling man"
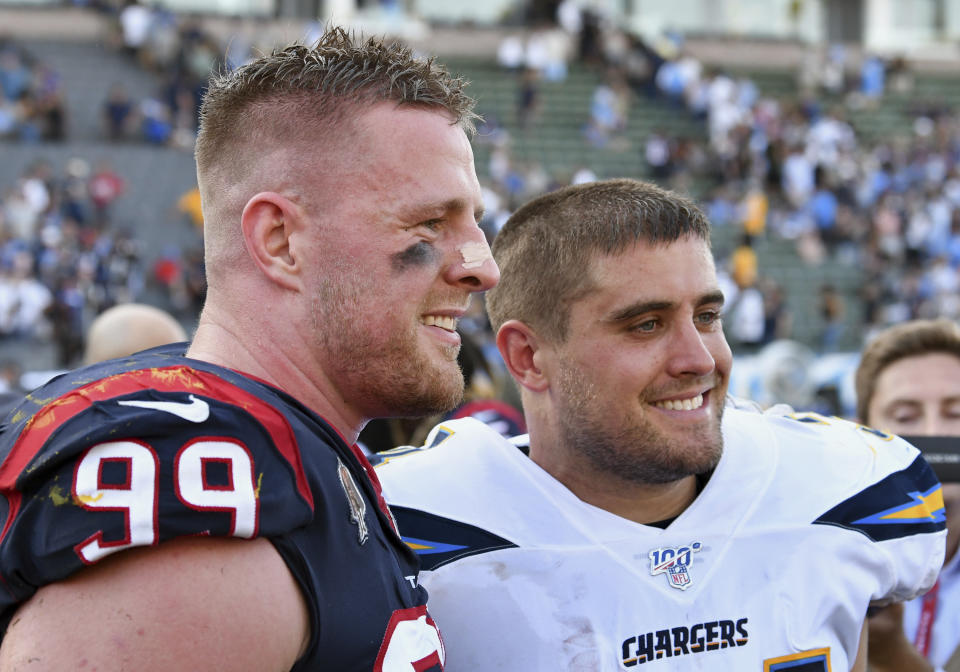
(377, 179, 945, 671)
(0, 29, 497, 671)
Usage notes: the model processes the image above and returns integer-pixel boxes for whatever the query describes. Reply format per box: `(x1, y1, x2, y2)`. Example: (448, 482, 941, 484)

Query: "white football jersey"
(376, 408, 946, 671)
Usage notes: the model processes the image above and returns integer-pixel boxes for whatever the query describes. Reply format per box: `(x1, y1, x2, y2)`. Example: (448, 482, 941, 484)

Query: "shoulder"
(376, 418, 523, 570)
(376, 417, 516, 513)
(724, 407, 944, 542)
(726, 406, 927, 483)
(0, 352, 318, 628)
(0, 536, 308, 670)
(375, 417, 513, 476)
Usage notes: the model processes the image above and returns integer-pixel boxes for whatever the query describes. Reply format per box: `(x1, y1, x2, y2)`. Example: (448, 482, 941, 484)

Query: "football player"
(377, 179, 945, 671)
(0, 28, 497, 670)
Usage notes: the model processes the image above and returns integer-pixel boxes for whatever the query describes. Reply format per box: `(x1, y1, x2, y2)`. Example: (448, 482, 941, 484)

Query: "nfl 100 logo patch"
(648, 542, 702, 590)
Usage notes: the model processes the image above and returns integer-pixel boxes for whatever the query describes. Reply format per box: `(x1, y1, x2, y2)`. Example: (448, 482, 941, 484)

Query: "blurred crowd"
(1, 0, 256, 148)
(477, 2, 960, 357)
(0, 153, 208, 396)
(4, 1, 960, 394)
(0, 156, 143, 367)
(102, 0, 242, 149)
(0, 38, 68, 142)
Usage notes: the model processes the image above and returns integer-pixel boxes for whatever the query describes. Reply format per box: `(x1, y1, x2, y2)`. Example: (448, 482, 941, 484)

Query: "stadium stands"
(4, 6, 960, 391)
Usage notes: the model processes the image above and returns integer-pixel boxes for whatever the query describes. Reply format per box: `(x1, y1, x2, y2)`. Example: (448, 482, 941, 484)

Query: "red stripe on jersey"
(0, 490, 21, 562)
(0, 366, 313, 511)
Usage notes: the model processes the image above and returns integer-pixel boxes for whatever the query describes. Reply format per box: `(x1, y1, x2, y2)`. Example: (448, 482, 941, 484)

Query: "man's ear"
(496, 320, 551, 393)
(241, 192, 302, 291)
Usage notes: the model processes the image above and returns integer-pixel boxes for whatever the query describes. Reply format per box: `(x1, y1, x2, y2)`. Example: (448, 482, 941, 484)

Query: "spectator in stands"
(741, 180, 768, 238)
(818, 282, 846, 352)
(103, 82, 136, 141)
(721, 234, 765, 352)
(859, 54, 886, 106)
(623, 31, 665, 99)
(62, 157, 92, 227)
(45, 274, 85, 368)
(516, 67, 541, 130)
(0, 46, 29, 103)
(644, 127, 673, 179)
(30, 63, 67, 141)
(176, 185, 204, 231)
(810, 166, 840, 250)
(856, 318, 960, 672)
(781, 142, 816, 208)
(584, 70, 630, 148)
(88, 159, 126, 228)
(760, 277, 792, 344)
(139, 97, 172, 144)
(118, 0, 152, 60)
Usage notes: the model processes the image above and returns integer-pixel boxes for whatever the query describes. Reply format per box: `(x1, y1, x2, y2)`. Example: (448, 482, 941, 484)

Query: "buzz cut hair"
(485, 179, 712, 343)
(195, 26, 478, 177)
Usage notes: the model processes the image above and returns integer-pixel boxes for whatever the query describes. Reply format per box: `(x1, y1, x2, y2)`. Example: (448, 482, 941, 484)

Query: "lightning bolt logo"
(853, 485, 946, 526)
(402, 536, 469, 555)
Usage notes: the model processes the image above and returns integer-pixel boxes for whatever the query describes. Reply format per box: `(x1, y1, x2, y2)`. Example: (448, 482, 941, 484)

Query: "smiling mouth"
(652, 393, 705, 411)
(422, 315, 458, 332)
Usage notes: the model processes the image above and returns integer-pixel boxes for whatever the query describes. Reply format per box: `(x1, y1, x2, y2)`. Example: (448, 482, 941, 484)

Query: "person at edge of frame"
(856, 319, 960, 672)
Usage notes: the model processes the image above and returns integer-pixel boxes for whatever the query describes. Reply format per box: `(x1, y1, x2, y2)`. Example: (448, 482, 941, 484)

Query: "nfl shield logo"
(667, 564, 691, 588)
(649, 542, 703, 590)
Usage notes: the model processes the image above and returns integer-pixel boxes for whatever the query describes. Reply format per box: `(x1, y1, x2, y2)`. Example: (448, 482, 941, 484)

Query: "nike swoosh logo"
(117, 395, 211, 423)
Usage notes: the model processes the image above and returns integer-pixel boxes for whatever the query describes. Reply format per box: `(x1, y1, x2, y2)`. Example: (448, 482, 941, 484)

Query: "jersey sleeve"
(777, 412, 947, 604)
(0, 366, 315, 631)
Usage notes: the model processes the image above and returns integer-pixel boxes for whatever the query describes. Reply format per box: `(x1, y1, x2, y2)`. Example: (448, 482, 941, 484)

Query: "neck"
(187, 307, 365, 444)
(528, 441, 700, 525)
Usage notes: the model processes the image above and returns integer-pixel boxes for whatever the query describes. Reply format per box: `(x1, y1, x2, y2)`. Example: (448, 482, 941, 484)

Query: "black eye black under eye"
(392, 242, 438, 272)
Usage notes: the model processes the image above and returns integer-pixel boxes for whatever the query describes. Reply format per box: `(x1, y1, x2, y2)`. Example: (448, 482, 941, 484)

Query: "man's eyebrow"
(607, 300, 674, 323)
(606, 291, 726, 323)
(699, 290, 726, 308)
(404, 198, 483, 222)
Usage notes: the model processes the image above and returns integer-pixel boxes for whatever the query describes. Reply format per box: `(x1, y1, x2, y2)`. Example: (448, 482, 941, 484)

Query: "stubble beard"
(311, 279, 465, 419)
(556, 363, 724, 486)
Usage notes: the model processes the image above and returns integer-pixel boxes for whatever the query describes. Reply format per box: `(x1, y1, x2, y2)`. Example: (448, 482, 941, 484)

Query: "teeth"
(653, 393, 704, 411)
(423, 315, 457, 331)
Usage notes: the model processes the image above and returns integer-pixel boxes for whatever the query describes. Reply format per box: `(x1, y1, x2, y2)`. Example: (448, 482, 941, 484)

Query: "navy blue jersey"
(0, 344, 444, 671)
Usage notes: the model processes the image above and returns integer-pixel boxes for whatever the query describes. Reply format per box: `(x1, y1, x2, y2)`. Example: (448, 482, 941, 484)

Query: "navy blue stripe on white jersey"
(390, 505, 518, 571)
(814, 454, 944, 542)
